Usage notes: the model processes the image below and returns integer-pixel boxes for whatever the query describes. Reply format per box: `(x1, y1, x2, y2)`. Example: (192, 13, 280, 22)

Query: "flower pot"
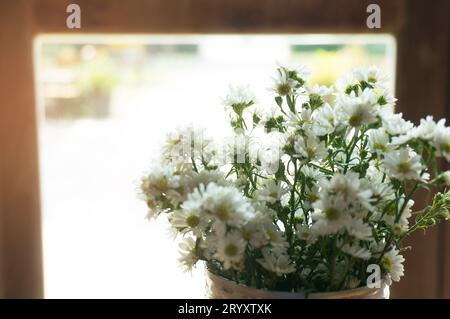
(205, 271, 390, 299)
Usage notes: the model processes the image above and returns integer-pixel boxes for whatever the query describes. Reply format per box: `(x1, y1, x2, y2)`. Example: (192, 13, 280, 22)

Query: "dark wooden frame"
(0, 0, 448, 298)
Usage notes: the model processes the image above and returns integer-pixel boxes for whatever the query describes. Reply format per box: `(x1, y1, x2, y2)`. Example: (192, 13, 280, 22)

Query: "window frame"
(0, 0, 448, 298)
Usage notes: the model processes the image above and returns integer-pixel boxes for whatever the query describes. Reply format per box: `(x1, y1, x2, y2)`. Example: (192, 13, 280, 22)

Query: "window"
(35, 34, 395, 298)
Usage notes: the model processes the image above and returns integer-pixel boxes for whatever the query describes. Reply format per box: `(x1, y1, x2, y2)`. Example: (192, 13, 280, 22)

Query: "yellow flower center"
(216, 204, 230, 221)
(325, 207, 339, 220)
(288, 135, 297, 145)
(300, 231, 310, 240)
(442, 143, 450, 153)
(267, 229, 278, 242)
(382, 256, 393, 271)
(328, 116, 335, 125)
(397, 162, 411, 174)
(374, 143, 386, 151)
(224, 243, 238, 257)
(386, 203, 396, 216)
(155, 177, 169, 192)
(270, 191, 279, 199)
(277, 83, 291, 96)
(349, 114, 362, 127)
(307, 193, 319, 203)
(146, 198, 156, 209)
(393, 224, 404, 236)
(242, 229, 252, 241)
(306, 147, 315, 158)
(186, 214, 200, 228)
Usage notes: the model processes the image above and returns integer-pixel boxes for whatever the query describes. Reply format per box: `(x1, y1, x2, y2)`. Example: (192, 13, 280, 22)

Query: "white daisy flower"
(178, 237, 199, 272)
(337, 89, 379, 127)
(257, 247, 296, 276)
(397, 198, 414, 228)
(253, 131, 284, 175)
(222, 85, 255, 109)
(311, 194, 350, 235)
(364, 166, 395, 200)
(261, 220, 289, 248)
(141, 166, 180, 198)
(241, 215, 269, 249)
(390, 133, 412, 146)
(392, 223, 408, 236)
(214, 230, 247, 270)
(205, 186, 253, 225)
(413, 116, 445, 141)
(393, 116, 445, 145)
(303, 184, 321, 210)
(346, 218, 373, 241)
(294, 134, 327, 161)
(276, 63, 311, 86)
(143, 197, 161, 220)
(382, 198, 414, 228)
(169, 208, 208, 236)
(255, 179, 289, 204)
(284, 112, 301, 130)
(287, 107, 313, 130)
(335, 72, 360, 93)
(312, 103, 336, 136)
(271, 67, 298, 96)
(162, 125, 211, 165)
(376, 86, 397, 109)
(183, 169, 227, 194)
(295, 224, 317, 243)
(380, 111, 414, 136)
(307, 82, 333, 95)
(141, 166, 184, 214)
(306, 83, 333, 97)
(200, 232, 219, 260)
(383, 148, 427, 181)
(186, 183, 254, 228)
(442, 171, 450, 186)
(321, 172, 374, 210)
(367, 128, 392, 155)
(433, 126, 450, 162)
(285, 64, 312, 82)
(354, 66, 388, 87)
(381, 248, 405, 285)
(258, 150, 281, 176)
(338, 241, 372, 260)
(301, 165, 326, 182)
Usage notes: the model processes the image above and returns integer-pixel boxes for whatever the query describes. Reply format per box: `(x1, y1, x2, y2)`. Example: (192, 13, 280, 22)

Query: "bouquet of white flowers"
(140, 65, 450, 294)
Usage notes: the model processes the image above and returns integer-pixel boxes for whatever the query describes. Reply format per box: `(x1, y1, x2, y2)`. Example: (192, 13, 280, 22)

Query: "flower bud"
(443, 171, 450, 186)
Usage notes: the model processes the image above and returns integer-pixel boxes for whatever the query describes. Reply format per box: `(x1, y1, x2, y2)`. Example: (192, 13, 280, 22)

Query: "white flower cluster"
(140, 65, 450, 293)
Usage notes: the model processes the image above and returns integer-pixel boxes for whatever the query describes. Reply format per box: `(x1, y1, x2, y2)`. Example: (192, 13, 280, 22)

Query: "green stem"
(344, 128, 359, 174)
(395, 182, 419, 223)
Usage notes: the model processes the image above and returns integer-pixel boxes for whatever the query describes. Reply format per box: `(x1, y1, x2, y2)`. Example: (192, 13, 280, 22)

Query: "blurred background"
(0, 0, 448, 298)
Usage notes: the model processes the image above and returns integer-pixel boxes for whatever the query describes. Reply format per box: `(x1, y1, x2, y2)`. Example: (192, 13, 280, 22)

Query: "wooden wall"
(0, 0, 44, 298)
(395, 0, 450, 299)
(0, 0, 448, 298)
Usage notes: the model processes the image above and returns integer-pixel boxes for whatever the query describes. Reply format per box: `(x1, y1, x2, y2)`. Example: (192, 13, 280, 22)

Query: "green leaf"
(275, 161, 286, 181)
(275, 96, 283, 107)
(252, 113, 261, 126)
(286, 95, 296, 113)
